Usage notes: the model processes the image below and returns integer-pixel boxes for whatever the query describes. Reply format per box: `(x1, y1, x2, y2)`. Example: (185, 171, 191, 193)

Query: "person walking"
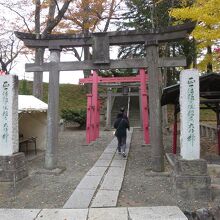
(114, 109, 130, 157)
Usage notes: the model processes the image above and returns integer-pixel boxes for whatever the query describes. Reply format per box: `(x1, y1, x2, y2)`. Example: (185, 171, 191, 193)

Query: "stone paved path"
(0, 206, 187, 220)
(63, 129, 133, 208)
(0, 128, 189, 219)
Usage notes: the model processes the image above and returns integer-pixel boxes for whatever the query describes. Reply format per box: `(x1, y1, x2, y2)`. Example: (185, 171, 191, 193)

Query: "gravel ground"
(118, 128, 220, 211)
(0, 129, 113, 208)
(0, 127, 220, 212)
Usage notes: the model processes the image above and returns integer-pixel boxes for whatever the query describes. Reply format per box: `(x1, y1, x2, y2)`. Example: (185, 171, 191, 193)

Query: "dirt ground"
(0, 129, 113, 208)
(0, 127, 220, 212)
(118, 128, 220, 211)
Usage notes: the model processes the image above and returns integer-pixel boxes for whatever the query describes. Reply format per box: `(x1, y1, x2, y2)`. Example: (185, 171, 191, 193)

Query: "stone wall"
(0, 152, 28, 182)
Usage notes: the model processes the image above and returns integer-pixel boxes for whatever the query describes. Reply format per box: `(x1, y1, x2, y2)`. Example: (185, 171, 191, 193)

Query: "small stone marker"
(0, 75, 19, 156)
(180, 69, 200, 160)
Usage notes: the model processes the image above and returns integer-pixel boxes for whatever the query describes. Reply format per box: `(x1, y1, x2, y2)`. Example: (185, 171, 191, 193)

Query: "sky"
(11, 45, 119, 84)
(11, 51, 85, 84)
(4, 0, 126, 84)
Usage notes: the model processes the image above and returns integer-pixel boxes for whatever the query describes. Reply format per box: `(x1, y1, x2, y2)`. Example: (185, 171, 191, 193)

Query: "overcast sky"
(1, 1, 127, 84)
(11, 46, 119, 84)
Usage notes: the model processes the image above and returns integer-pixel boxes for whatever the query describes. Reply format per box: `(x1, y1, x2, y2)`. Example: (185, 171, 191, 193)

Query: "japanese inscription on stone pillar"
(0, 75, 19, 156)
(180, 69, 200, 160)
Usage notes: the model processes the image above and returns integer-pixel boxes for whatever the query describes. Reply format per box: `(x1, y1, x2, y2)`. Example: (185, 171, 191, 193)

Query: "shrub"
(61, 109, 86, 128)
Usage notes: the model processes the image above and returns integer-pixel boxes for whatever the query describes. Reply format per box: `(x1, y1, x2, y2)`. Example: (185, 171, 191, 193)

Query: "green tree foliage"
(117, 0, 196, 85)
(61, 109, 86, 128)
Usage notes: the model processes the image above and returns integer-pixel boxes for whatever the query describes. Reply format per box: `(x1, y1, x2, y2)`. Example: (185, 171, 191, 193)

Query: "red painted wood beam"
(79, 74, 148, 84)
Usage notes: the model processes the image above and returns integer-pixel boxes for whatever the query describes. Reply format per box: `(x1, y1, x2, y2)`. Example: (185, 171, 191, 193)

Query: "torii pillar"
(146, 40, 164, 172)
(45, 48, 61, 169)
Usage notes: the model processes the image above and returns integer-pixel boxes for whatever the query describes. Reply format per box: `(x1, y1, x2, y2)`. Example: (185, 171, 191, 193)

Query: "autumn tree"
(170, 0, 220, 72)
(56, 0, 123, 79)
(0, 1, 29, 74)
(0, 0, 73, 98)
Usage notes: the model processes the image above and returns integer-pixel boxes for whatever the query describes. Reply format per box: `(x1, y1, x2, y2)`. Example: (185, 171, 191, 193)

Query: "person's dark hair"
(117, 113, 123, 118)
(120, 107, 125, 112)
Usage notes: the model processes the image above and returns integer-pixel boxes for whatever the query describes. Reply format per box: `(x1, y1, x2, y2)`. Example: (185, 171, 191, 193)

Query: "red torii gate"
(79, 68, 150, 144)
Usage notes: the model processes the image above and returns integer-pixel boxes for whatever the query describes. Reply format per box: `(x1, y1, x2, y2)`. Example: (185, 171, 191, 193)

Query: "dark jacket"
(114, 114, 129, 137)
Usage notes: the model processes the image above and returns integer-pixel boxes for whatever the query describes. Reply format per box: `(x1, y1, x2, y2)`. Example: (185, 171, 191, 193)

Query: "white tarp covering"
(18, 95, 48, 113)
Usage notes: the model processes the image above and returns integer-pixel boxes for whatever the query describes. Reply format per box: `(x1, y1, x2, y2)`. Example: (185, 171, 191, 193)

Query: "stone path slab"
(107, 167, 125, 177)
(36, 209, 88, 220)
(86, 166, 107, 176)
(77, 175, 103, 190)
(63, 129, 133, 209)
(63, 189, 95, 209)
(98, 153, 115, 160)
(128, 206, 187, 220)
(0, 209, 40, 220)
(100, 174, 124, 190)
(88, 207, 128, 220)
(0, 206, 187, 220)
(110, 159, 127, 168)
(94, 159, 112, 167)
(91, 190, 119, 207)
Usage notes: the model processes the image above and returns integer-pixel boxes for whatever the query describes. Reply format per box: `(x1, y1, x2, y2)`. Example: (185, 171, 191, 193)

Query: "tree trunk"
(33, 0, 72, 99)
(33, 48, 44, 99)
(207, 45, 213, 73)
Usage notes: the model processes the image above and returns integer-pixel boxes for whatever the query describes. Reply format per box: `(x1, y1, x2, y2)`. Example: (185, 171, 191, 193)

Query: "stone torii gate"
(15, 22, 194, 172)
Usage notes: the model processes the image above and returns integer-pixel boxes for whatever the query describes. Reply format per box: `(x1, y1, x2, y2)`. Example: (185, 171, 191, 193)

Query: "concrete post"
(180, 69, 200, 160)
(0, 75, 19, 156)
(45, 48, 61, 169)
(106, 88, 112, 129)
(146, 40, 164, 172)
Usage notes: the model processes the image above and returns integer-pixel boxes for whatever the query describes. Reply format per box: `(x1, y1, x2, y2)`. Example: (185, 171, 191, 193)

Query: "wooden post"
(146, 40, 164, 172)
(106, 88, 112, 129)
(216, 104, 220, 155)
(45, 48, 61, 169)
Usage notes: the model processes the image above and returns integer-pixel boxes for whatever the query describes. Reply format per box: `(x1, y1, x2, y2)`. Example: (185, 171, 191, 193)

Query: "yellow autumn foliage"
(170, 0, 220, 71)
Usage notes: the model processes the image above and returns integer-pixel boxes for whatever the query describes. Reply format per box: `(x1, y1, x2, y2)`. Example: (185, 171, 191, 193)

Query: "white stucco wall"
(19, 112, 47, 151)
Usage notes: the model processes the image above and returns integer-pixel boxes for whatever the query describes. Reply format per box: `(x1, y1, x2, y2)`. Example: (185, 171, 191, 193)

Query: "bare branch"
(0, 3, 32, 33)
(42, 0, 73, 37)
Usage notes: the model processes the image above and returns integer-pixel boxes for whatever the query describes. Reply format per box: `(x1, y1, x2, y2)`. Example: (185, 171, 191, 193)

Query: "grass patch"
(19, 80, 87, 113)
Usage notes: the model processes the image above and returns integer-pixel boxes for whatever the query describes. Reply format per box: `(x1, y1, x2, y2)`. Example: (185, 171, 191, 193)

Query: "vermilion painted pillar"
(0, 70, 6, 75)
(97, 98, 101, 138)
(91, 71, 99, 141)
(139, 68, 150, 144)
(86, 94, 92, 144)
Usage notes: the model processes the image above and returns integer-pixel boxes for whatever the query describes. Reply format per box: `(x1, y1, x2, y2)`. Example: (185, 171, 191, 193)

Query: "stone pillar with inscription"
(172, 69, 211, 202)
(0, 75, 28, 182)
